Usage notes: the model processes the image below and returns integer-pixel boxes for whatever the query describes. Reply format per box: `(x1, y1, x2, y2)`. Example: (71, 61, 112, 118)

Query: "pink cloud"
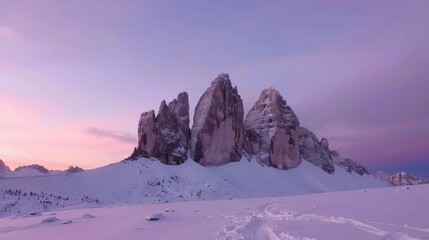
(0, 94, 136, 170)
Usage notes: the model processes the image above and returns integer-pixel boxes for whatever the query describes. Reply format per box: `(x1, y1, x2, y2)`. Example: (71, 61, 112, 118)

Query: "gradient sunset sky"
(1, 1, 428, 177)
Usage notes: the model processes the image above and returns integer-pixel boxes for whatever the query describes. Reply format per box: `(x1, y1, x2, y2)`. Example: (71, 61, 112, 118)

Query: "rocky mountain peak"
(244, 87, 301, 170)
(130, 73, 372, 176)
(390, 172, 429, 186)
(135, 92, 190, 164)
(190, 74, 244, 166)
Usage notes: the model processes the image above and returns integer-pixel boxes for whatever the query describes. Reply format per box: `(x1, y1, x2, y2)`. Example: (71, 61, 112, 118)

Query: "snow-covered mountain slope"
(0, 184, 427, 240)
(0, 158, 387, 217)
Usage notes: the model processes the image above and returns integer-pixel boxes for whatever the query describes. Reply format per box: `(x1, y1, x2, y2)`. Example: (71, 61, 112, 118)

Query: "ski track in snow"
(216, 203, 423, 240)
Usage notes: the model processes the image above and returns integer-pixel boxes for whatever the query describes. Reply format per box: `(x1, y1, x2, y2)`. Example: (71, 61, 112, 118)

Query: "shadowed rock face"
(298, 126, 368, 175)
(190, 73, 244, 166)
(136, 92, 190, 164)
(137, 110, 157, 157)
(153, 92, 190, 164)
(331, 150, 369, 175)
(298, 127, 335, 174)
(244, 88, 301, 170)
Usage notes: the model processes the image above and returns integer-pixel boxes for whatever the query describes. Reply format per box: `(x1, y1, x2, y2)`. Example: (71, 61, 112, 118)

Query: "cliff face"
(190, 73, 244, 166)
(297, 127, 335, 174)
(244, 88, 300, 170)
(136, 92, 190, 164)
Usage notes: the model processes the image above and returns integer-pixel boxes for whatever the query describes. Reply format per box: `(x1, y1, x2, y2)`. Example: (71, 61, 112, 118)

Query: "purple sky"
(1, 0, 428, 176)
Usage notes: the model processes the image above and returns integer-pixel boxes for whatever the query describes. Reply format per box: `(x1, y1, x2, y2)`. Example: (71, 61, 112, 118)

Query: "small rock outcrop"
(297, 127, 335, 174)
(66, 166, 84, 173)
(244, 88, 301, 170)
(190, 73, 244, 166)
(331, 150, 369, 175)
(136, 92, 190, 164)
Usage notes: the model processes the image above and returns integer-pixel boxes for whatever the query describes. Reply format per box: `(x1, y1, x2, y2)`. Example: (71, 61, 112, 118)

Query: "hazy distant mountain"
(0, 159, 11, 175)
(15, 164, 49, 174)
(373, 171, 429, 186)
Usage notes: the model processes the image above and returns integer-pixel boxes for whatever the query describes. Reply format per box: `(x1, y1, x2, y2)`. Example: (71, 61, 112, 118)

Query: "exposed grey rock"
(153, 92, 190, 164)
(244, 87, 300, 170)
(40, 216, 60, 224)
(168, 92, 190, 139)
(297, 127, 335, 174)
(126, 147, 140, 161)
(137, 110, 157, 157)
(331, 151, 369, 175)
(297, 126, 368, 175)
(190, 73, 244, 166)
(135, 92, 190, 164)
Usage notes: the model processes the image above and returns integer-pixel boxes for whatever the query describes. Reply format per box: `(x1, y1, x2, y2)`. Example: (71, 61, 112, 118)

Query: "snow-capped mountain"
(1, 184, 428, 240)
(0, 73, 411, 219)
(374, 171, 429, 186)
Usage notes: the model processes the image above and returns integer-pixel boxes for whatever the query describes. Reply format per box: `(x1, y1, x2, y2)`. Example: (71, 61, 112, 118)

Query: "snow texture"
(0, 184, 427, 240)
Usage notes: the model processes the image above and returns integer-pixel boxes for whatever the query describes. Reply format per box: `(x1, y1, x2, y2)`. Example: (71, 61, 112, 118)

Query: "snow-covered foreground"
(0, 184, 427, 240)
(0, 158, 386, 217)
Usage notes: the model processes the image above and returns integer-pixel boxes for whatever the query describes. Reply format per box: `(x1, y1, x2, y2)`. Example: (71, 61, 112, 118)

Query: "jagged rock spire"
(136, 92, 190, 164)
(190, 73, 244, 166)
(244, 87, 301, 169)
